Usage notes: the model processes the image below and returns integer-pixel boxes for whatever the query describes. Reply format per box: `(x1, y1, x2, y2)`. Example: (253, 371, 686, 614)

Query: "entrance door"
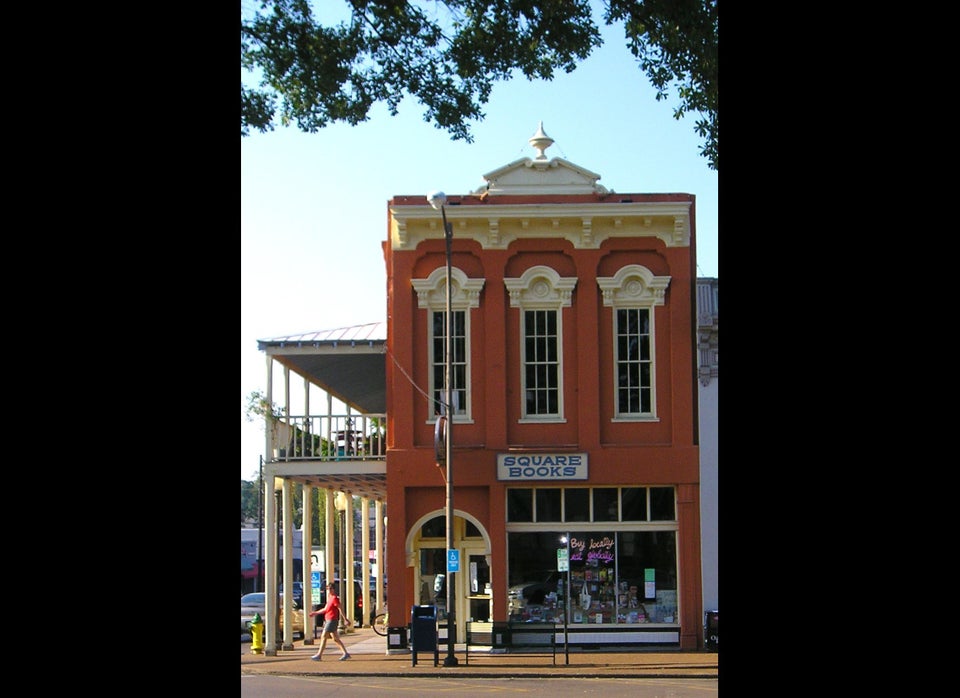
(413, 513, 490, 643)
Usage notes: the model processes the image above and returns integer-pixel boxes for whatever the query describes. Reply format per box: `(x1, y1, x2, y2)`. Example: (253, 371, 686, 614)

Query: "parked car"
(241, 592, 304, 639)
(314, 579, 375, 627)
(279, 582, 303, 608)
(508, 570, 562, 605)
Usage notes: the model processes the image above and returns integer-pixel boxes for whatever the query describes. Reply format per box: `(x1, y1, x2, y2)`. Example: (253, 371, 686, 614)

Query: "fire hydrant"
(249, 612, 264, 654)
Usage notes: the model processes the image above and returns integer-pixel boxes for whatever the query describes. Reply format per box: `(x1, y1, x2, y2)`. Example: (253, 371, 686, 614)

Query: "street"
(242, 674, 718, 697)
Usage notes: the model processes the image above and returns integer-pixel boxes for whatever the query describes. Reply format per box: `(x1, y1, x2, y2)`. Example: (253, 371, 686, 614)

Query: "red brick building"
(383, 124, 702, 649)
(259, 123, 703, 652)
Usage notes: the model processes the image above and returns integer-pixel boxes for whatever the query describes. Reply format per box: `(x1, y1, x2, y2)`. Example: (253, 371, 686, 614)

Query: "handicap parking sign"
(447, 549, 460, 572)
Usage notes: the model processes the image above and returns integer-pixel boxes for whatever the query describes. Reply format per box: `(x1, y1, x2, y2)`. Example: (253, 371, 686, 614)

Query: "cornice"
(390, 200, 692, 251)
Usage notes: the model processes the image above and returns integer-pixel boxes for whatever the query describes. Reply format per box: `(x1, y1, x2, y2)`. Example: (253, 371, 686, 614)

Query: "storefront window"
(650, 487, 676, 520)
(621, 487, 647, 521)
(505, 485, 678, 626)
(507, 529, 678, 625)
(592, 488, 619, 521)
(507, 488, 533, 522)
(564, 488, 589, 521)
(535, 488, 562, 521)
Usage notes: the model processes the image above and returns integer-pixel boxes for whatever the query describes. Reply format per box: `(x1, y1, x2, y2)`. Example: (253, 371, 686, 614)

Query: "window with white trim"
(597, 265, 671, 419)
(431, 309, 466, 416)
(616, 308, 651, 414)
(523, 309, 558, 415)
(504, 266, 577, 421)
(412, 267, 485, 421)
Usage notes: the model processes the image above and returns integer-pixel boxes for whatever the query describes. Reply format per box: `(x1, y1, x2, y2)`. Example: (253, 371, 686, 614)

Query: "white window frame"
(597, 265, 670, 421)
(504, 265, 577, 422)
(412, 267, 484, 423)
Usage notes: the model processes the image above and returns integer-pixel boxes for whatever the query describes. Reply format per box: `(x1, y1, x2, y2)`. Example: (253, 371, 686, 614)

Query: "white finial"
(529, 121, 554, 159)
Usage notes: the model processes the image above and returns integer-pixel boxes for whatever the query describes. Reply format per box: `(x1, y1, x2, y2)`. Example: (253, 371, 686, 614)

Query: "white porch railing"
(269, 413, 386, 462)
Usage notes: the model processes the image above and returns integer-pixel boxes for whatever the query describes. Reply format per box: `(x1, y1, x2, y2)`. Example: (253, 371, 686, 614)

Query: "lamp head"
(427, 190, 447, 210)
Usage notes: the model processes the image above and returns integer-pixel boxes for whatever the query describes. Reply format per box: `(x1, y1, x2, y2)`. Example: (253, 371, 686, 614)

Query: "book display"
(568, 533, 617, 624)
(509, 533, 679, 627)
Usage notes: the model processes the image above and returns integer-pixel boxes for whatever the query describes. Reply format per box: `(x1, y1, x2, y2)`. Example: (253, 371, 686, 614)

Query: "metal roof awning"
(257, 322, 387, 414)
(257, 322, 388, 500)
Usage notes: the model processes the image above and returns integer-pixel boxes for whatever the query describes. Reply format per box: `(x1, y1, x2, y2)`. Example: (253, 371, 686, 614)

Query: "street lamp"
(257, 455, 263, 593)
(559, 534, 571, 665)
(274, 476, 283, 650)
(428, 189, 459, 667)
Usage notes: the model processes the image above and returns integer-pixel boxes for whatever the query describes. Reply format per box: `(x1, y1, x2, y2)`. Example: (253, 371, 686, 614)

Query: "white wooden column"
(361, 497, 371, 626)
(324, 489, 335, 596)
(345, 493, 356, 633)
(302, 483, 314, 644)
(281, 477, 295, 649)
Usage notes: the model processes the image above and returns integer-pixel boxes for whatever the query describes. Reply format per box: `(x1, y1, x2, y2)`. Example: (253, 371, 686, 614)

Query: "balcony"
(267, 413, 387, 501)
(269, 413, 386, 462)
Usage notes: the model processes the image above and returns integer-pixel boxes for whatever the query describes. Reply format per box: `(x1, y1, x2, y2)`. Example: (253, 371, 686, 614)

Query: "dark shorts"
(322, 619, 339, 634)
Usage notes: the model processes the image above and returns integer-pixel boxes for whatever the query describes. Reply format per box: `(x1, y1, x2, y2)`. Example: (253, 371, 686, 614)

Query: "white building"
(697, 278, 718, 619)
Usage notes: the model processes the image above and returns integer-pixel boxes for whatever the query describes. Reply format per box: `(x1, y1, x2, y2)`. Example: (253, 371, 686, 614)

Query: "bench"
(465, 621, 556, 665)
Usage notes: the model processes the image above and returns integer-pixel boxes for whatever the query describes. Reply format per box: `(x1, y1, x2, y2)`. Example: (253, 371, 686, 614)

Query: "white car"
(241, 592, 304, 638)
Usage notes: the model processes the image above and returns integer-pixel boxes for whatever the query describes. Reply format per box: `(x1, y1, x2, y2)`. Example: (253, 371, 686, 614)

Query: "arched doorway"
(407, 509, 491, 643)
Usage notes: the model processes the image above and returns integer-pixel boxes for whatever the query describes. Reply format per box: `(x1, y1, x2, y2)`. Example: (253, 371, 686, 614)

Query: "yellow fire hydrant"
(249, 612, 264, 654)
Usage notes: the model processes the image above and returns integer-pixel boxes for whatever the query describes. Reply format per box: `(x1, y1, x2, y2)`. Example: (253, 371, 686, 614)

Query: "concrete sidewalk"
(241, 627, 719, 679)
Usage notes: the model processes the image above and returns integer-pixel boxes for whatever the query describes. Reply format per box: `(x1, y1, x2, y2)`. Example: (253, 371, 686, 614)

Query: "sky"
(240, 18, 718, 482)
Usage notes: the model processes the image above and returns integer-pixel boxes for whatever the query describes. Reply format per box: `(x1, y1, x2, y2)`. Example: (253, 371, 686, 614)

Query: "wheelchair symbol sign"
(447, 549, 460, 572)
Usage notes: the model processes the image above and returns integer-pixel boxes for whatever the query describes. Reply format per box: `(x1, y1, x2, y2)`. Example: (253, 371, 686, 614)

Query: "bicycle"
(372, 608, 389, 636)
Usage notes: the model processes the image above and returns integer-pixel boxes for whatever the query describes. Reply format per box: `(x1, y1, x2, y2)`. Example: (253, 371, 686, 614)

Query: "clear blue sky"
(240, 19, 718, 481)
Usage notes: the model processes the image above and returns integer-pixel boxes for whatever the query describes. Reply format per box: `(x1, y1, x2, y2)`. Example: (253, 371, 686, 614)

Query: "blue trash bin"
(410, 604, 438, 666)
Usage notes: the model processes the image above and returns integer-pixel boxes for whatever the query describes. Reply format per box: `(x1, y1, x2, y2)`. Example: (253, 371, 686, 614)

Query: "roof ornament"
(528, 121, 554, 160)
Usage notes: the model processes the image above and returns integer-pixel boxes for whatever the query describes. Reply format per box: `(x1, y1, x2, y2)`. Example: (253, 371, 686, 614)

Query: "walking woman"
(307, 582, 352, 661)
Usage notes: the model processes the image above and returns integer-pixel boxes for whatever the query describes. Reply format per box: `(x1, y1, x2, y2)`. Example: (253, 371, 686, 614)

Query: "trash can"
(410, 604, 439, 666)
(704, 610, 718, 651)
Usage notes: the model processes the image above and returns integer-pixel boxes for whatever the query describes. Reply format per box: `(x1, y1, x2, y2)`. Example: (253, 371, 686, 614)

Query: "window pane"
(592, 488, 619, 522)
(523, 309, 559, 416)
(617, 530, 677, 609)
(433, 309, 468, 416)
(564, 488, 589, 522)
(650, 487, 675, 520)
(615, 308, 652, 416)
(508, 488, 533, 522)
(620, 487, 647, 521)
(535, 488, 562, 522)
(420, 515, 445, 538)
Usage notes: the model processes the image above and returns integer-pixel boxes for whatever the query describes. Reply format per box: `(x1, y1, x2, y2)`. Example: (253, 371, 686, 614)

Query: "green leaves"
(241, 1, 718, 170)
(606, 0, 717, 169)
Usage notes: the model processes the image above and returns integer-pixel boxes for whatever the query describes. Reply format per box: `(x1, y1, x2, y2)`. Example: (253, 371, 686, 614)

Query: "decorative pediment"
(411, 267, 485, 310)
(477, 122, 609, 196)
(597, 265, 671, 307)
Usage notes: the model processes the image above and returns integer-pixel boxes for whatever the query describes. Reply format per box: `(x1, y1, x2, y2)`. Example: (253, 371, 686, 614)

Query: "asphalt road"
(241, 674, 719, 697)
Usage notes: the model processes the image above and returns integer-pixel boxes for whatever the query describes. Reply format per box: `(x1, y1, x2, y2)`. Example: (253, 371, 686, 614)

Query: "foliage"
(241, 477, 261, 524)
(240, 1, 717, 170)
(244, 390, 284, 425)
(241, 475, 357, 549)
(606, 0, 717, 170)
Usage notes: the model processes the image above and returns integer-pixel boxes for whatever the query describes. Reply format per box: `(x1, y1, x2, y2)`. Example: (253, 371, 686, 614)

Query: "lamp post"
(257, 455, 263, 593)
(560, 534, 571, 665)
(274, 477, 283, 650)
(428, 190, 458, 667)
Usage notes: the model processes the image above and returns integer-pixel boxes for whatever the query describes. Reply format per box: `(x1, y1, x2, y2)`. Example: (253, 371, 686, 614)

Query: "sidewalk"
(241, 627, 719, 679)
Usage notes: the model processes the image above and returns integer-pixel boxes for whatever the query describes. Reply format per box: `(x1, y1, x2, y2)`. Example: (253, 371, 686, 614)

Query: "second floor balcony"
(268, 413, 386, 463)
